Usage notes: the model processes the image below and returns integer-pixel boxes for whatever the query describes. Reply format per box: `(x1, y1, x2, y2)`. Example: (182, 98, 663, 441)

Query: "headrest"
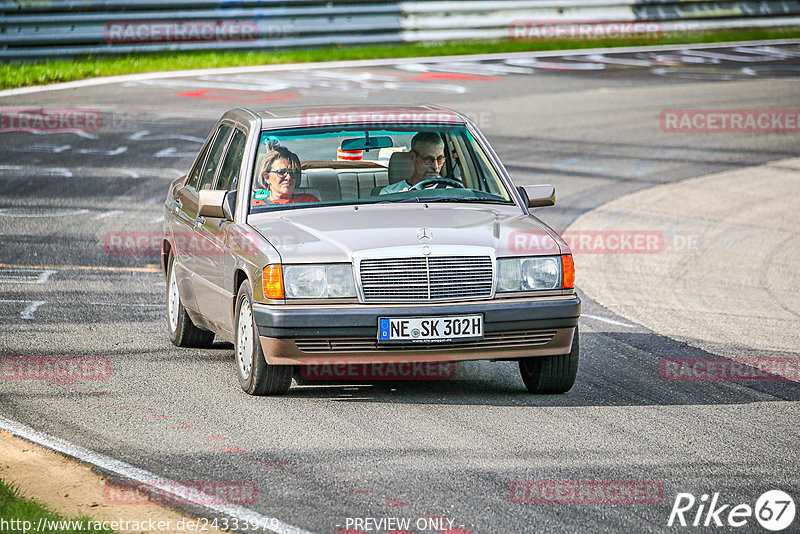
(388, 152, 413, 184)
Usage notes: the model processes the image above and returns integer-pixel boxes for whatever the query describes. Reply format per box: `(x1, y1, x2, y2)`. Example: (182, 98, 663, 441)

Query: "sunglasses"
(266, 168, 301, 179)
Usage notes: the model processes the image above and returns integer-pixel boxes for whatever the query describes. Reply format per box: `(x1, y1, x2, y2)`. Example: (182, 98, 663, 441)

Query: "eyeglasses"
(266, 168, 300, 179)
(413, 150, 445, 166)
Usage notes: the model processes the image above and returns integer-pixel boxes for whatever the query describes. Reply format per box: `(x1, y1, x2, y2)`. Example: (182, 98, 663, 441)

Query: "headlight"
(497, 256, 562, 292)
(283, 264, 356, 298)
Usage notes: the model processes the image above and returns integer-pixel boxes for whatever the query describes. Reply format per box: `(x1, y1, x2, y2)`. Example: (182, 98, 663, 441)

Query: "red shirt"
(252, 193, 319, 206)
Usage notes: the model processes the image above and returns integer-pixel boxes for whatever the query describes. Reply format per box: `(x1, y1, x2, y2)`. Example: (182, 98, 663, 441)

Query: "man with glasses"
(252, 145, 319, 205)
(380, 132, 447, 194)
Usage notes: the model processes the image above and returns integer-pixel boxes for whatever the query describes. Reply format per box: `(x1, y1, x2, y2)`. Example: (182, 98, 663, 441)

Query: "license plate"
(378, 315, 483, 344)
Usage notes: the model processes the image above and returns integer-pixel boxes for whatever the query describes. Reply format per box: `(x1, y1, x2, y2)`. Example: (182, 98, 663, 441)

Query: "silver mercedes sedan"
(162, 105, 580, 395)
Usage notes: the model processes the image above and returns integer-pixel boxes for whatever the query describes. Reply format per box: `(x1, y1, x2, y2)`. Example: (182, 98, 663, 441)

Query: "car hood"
(248, 204, 565, 263)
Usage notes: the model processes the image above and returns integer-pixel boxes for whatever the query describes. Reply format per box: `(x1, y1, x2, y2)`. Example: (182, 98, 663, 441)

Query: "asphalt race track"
(1, 42, 799, 533)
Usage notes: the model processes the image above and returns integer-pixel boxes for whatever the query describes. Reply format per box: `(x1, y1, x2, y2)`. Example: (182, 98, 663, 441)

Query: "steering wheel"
(408, 177, 465, 190)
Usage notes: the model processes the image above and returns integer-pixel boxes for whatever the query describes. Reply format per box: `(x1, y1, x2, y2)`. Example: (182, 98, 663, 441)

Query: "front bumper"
(254, 295, 580, 365)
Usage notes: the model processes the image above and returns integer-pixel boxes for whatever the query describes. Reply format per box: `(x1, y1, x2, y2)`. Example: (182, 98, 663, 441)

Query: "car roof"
(232, 105, 468, 130)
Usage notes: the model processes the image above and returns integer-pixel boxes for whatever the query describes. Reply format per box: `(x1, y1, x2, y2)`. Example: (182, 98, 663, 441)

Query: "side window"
(216, 128, 246, 191)
(186, 140, 212, 191)
(197, 124, 233, 192)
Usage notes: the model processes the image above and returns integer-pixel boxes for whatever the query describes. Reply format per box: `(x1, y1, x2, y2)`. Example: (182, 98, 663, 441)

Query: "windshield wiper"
(402, 196, 510, 204)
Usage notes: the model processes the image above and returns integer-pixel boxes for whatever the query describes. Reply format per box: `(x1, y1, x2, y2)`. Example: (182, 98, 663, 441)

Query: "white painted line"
(0, 165, 73, 178)
(88, 302, 161, 307)
(0, 298, 48, 319)
(20, 301, 46, 320)
(583, 314, 636, 328)
(155, 147, 197, 158)
(26, 130, 100, 140)
(580, 54, 653, 67)
(77, 146, 128, 156)
(36, 270, 57, 284)
(0, 208, 87, 218)
(0, 269, 57, 284)
(0, 415, 316, 534)
(91, 210, 123, 221)
(129, 130, 205, 143)
(11, 144, 71, 153)
(1, 39, 797, 97)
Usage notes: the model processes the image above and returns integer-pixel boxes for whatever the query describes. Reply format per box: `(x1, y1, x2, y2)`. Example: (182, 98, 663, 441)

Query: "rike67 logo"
(668, 490, 795, 531)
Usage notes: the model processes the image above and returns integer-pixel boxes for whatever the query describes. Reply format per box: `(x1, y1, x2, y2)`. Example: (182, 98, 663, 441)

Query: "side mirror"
(223, 190, 236, 221)
(518, 184, 555, 208)
(198, 190, 228, 219)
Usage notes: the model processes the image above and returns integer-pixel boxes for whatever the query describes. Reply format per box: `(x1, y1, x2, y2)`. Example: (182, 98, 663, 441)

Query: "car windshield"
(248, 124, 514, 214)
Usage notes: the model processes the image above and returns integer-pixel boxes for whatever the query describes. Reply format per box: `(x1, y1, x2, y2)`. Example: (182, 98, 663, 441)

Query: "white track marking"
(0, 207, 87, 218)
(20, 130, 99, 139)
(155, 147, 197, 158)
(0, 416, 316, 534)
(580, 54, 653, 66)
(681, 49, 781, 62)
(583, 314, 636, 328)
(77, 146, 128, 156)
(0, 165, 73, 178)
(119, 169, 140, 179)
(0, 269, 58, 284)
(0, 299, 47, 320)
(0, 298, 49, 320)
(129, 130, 205, 143)
(91, 210, 123, 220)
(88, 301, 161, 306)
(11, 144, 71, 153)
(19, 301, 46, 320)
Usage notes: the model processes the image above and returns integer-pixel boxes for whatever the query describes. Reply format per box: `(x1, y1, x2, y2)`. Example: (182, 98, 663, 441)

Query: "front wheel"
(519, 327, 579, 394)
(235, 283, 292, 396)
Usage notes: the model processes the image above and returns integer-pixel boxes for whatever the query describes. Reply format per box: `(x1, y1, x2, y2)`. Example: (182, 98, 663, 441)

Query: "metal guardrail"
(1, 0, 799, 59)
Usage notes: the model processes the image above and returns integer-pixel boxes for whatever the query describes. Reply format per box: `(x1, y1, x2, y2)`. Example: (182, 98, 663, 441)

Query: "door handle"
(195, 216, 206, 227)
(171, 198, 182, 211)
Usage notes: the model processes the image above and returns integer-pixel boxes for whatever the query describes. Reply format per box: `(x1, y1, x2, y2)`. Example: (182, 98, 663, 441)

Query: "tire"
(234, 282, 292, 396)
(519, 327, 579, 394)
(166, 254, 215, 348)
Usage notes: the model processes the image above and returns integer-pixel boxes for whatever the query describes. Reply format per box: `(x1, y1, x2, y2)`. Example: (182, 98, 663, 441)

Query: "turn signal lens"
(263, 265, 284, 299)
(561, 255, 575, 289)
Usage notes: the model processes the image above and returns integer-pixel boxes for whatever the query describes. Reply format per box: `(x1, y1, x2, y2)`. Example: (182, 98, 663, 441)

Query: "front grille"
(294, 330, 558, 352)
(360, 255, 493, 302)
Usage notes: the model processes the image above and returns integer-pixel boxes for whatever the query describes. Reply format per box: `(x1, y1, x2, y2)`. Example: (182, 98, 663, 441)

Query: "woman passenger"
(254, 146, 319, 205)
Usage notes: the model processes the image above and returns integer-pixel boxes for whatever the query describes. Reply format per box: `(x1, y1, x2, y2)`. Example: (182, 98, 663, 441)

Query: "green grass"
(1, 26, 799, 90)
(0, 478, 115, 534)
